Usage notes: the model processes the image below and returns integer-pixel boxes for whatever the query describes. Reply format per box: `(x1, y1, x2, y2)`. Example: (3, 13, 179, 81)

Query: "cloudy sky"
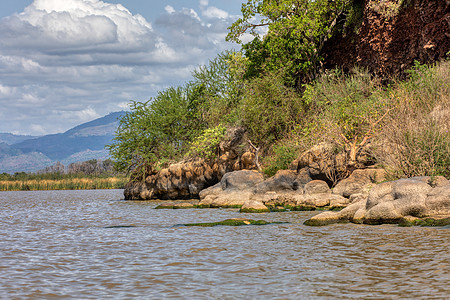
(0, 0, 244, 135)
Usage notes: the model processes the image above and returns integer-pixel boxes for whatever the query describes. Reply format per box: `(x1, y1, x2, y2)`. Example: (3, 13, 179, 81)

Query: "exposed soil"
(323, 0, 450, 78)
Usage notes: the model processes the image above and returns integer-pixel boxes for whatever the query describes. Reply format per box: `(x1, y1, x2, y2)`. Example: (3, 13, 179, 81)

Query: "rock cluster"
(305, 176, 450, 226)
(124, 127, 256, 200)
(196, 168, 386, 213)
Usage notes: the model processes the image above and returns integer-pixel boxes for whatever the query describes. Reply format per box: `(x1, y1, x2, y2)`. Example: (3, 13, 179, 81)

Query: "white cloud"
(202, 6, 229, 19)
(0, 0, 237, 135)
(30, 124, 47, 135)
(74, 106, 100, 121)
(165, 5, 175, 14)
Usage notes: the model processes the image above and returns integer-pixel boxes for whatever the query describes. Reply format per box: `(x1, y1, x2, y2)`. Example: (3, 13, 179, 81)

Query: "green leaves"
(107, 51, 245, 181)
(227, 0, 354, 86)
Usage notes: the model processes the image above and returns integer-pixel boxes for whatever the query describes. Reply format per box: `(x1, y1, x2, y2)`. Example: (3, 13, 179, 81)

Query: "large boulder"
(198, 170, 264, 208)
(333, 168, 386, 198)
(304, 176, 450, 226)
(254, 169, 301, 194)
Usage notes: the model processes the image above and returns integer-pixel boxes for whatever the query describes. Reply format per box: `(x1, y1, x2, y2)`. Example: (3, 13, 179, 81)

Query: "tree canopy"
(227, 0, 353, 86)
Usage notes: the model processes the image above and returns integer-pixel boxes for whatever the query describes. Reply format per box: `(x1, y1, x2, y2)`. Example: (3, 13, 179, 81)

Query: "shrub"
(262, 139, 300, 177)
(186, 125, 228, 161)
(376, 61, 450, 179)
(239, 71, 304, 147)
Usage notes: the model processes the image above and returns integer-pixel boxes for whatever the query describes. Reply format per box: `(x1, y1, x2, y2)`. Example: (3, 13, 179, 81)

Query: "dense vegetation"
(107, 0, 449, 181)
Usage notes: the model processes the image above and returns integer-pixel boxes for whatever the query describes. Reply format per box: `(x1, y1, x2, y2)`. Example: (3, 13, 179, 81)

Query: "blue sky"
(0, 0, 244, 135)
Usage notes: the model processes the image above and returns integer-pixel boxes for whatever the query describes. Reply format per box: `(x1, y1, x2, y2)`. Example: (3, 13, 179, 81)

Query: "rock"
(333, 168, 385, 198)
(200, 190, 255, 208)
(303, 211, 343, 226)
(304, 180, 331, 195)
(295, 143, 344, 180)
(254, 169, 300, 194)
(240, 200, 270, 213)
(124, 127, 254, 200)
(155, 202, 196, 209)
(241, 151, 255, 169)
(304, 176, 450, 226)
(425, 185, 450, 216)
(198, 170, 264, 208)
(221, 170, 264, 190)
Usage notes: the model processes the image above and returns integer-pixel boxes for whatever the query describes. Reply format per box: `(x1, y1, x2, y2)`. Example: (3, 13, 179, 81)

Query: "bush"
(186, 125, 227, 161)
(107, 86, 201, 181)
(376, 61, 450, 179)
(262, 140, 300, 177)
(239, 71, 304, 147)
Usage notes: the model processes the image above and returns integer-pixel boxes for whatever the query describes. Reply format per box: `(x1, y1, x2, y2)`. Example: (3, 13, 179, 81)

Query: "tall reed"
(0, 177, 128, 191)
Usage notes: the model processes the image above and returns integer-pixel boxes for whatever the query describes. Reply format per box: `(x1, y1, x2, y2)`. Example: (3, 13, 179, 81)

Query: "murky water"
(0, 190, 449, 299)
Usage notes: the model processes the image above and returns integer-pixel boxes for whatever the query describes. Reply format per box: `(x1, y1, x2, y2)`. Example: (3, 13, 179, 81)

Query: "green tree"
(239, 71, 304, 147)
(107, 86, 201, 180)
(189, 51, 245, 127)
(227, 0, 353, 86)
(107, 51, 246, 180)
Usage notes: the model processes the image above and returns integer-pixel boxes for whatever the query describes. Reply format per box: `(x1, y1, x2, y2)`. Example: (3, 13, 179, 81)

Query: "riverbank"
(0, 176, 128, 191)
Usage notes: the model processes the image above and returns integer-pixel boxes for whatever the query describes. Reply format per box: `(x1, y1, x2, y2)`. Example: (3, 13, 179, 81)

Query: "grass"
(0, 176, 128, 191)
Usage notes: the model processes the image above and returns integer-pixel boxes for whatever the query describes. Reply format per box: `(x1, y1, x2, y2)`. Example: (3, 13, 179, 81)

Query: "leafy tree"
(239, 71, 304, 147)
(107, 51, 245, 180)
(227, 0, 354, 86)
(107, 86, 201, 180)
(189, 50, 246, 127)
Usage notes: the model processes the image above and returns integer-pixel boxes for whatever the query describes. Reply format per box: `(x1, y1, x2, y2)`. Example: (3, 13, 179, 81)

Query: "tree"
(107, 51, 245, 181)
(107, 86, 200, 180)
(227, 0, 353, 86)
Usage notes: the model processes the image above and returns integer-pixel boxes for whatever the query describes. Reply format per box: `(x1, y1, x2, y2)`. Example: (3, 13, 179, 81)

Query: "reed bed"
(0, 177, 128, 191)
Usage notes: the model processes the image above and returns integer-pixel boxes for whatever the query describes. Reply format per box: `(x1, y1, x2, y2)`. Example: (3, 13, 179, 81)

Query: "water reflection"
(0, 190, 448, 299)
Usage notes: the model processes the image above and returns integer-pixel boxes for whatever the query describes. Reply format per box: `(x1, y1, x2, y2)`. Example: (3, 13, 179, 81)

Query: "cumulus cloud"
(0, 0, 238, 135)
(202, 6, 229, 19)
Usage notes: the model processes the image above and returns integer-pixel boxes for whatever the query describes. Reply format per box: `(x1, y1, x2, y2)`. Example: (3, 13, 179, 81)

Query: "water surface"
(1, 190, 448, 299)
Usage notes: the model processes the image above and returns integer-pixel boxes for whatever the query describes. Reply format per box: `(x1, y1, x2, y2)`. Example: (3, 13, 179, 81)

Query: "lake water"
(1, 190, 449, 299)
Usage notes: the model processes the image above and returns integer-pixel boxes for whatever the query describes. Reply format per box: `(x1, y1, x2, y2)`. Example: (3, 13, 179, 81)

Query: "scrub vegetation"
(107, 0, 449, 181)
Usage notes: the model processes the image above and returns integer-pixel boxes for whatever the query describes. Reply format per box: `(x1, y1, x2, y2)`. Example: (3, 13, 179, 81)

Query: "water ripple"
(0, 190, 449, 299)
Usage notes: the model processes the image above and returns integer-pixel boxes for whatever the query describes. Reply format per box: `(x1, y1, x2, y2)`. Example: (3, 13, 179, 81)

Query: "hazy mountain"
(0, 111, 126, 173)
(0, 133, 39, 145)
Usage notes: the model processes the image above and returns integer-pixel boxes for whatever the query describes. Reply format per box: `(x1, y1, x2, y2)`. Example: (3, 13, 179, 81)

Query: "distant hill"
(0, 111, 126, 173)
(0, 133, 38, 145)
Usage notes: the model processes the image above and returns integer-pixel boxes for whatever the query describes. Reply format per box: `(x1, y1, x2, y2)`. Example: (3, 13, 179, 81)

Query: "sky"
(0, 0, 245, 135)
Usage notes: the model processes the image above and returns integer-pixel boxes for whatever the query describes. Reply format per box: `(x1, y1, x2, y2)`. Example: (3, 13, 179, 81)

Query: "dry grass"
(374, 61, 450, 179)
(0, 177, 128, 191)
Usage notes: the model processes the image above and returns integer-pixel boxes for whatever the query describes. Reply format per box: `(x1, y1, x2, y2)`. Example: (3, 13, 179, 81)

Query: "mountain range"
(0, 111, 126, 173)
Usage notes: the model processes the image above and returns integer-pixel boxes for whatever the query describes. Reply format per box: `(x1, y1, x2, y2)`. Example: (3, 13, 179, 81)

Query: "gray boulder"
(198, 170, 264, 208)
(305, 177, 450, 226)
(333, 168, 385, 198)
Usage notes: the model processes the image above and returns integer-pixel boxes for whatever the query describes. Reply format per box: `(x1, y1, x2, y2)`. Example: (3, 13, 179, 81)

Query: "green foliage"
(388, 124, 450, 178)
(303, 67, 389, 142)
(367, 0, 405, 19)
(227, 0, 354, 85)
(262, 140, 300, 177)
(107, 51, 245, 180)
(107, 86, 201, 181)
(186, 125, 227, 161)
(189, 51, 245, 127)
(239, 72, 304, 146)
(379, 61, 450, 179)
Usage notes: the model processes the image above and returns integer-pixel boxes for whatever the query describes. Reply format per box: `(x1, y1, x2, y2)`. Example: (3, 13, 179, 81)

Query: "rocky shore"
(125, 146, 450, 226)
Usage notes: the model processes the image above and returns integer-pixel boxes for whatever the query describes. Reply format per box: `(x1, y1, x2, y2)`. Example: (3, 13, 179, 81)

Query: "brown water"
(0, 190, 449, 299)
